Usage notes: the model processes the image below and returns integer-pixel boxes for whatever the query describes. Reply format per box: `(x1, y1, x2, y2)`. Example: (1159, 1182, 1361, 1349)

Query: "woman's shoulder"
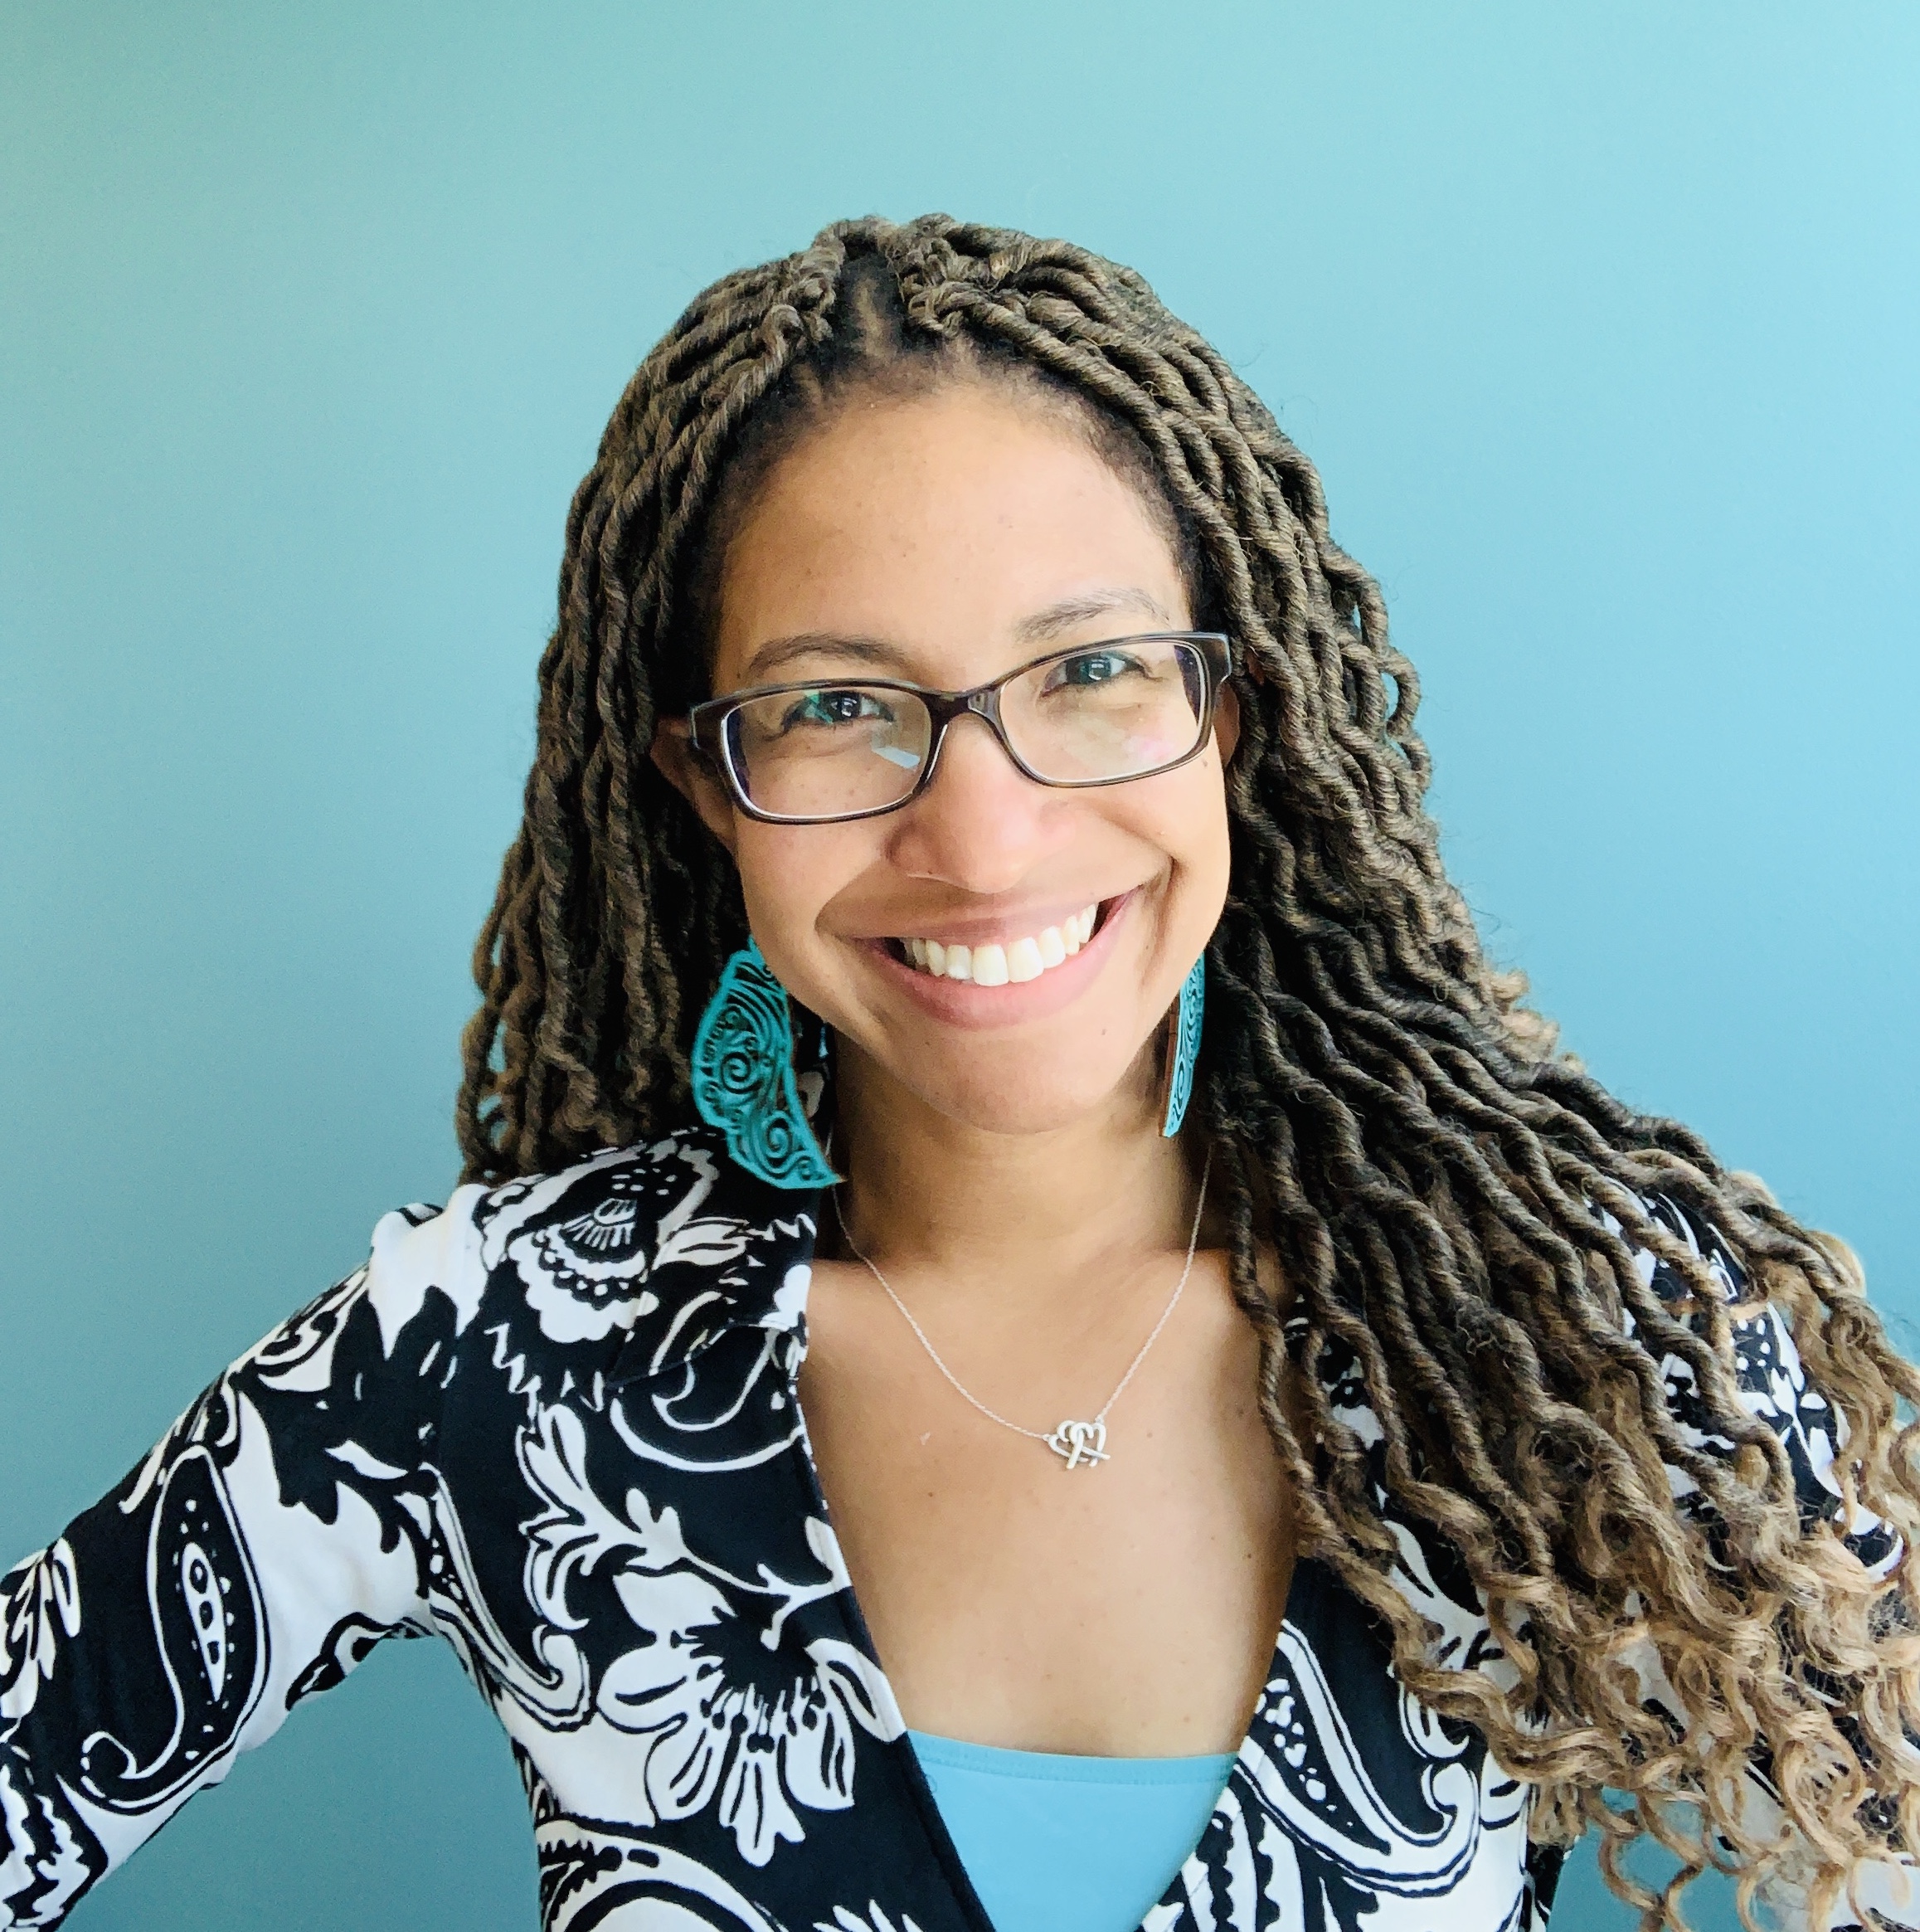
(1608, 1190, 1900, 1568)
(1288, 1185, 1898, 1563)
(379, 1125, 821, 1389)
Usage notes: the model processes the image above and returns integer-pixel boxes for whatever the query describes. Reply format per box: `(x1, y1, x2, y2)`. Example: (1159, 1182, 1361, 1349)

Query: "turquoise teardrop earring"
(1161, 954, 1206, 1138)
(690, 940, 837, 1190)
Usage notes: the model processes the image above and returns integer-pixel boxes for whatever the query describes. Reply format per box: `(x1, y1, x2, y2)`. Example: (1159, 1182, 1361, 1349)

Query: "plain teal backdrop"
(3, 4, 1917, 1928)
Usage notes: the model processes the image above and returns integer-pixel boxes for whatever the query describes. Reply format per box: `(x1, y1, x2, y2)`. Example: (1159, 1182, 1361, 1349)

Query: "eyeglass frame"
(683, 630, 1237, 826)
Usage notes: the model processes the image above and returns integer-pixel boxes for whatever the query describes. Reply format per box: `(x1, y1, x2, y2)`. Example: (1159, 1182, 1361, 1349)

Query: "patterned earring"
(1160, 954, 1206, 1139)
(691, 939, 838, 1190)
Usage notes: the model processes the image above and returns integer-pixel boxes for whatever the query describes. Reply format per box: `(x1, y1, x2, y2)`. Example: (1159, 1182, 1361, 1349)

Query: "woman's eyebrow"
(740, 632, 911, 680)
(1013, 588, 1179, 642)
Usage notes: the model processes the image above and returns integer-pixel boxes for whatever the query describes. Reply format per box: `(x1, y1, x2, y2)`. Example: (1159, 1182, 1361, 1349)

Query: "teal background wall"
(3, 4, 1916, 1927)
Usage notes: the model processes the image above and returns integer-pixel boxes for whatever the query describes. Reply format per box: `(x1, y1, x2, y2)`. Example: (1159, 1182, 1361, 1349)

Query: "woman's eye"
(1047, 651, 1139, 690)
(782, 689, 885, 730)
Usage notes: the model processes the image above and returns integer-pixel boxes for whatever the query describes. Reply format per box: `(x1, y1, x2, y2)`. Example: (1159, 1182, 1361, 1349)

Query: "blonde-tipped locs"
(457, 217, 1920, 1928)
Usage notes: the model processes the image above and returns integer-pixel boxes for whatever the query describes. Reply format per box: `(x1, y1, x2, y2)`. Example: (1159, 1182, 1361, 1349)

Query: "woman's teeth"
(901, 905, 1098, 985)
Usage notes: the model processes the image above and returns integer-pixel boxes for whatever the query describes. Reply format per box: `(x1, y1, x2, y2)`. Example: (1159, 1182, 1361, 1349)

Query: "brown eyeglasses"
(686, 631, 1234, 826)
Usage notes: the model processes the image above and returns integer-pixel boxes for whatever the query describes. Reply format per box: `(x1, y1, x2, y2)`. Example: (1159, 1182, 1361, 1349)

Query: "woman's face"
(667, 382, 1236, 1137)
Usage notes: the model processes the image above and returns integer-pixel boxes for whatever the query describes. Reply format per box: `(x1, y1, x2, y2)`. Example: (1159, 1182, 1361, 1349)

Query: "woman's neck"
(829, 1041, 1198, 1297)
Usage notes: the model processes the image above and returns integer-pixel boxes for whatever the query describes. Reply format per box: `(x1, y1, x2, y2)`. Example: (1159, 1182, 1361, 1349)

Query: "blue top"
(909, 1730, 1237, 1932)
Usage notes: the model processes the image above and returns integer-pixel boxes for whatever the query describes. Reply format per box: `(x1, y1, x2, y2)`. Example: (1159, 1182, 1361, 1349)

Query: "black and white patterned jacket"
(0, 1127, 1908, 1930)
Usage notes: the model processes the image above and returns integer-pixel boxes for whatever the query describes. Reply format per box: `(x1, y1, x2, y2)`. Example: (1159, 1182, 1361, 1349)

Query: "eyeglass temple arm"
(675, 710, 718, 764)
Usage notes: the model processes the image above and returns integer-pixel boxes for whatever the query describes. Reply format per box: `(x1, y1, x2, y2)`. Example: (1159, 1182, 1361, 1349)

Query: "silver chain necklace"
(829, 1151, 1213, 1470)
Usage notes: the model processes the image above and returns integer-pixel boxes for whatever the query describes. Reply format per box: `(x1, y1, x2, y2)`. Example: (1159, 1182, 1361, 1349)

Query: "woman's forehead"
(710, 387, 1189, 690)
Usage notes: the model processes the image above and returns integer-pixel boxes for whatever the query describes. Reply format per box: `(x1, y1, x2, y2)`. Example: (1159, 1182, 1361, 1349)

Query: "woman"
(2, 216, 1915, 1932)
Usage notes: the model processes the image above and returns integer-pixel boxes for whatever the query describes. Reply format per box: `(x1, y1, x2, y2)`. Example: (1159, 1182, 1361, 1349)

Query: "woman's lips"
(858, 892, 1133, 1029)
(898, 903, 1098, 985)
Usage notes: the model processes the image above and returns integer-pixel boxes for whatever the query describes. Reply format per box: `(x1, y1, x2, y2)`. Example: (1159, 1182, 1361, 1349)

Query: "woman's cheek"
(735, 830, 859, 1010)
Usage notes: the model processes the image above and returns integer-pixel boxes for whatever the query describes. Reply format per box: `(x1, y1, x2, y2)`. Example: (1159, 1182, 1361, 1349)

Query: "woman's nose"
(881, 712, 1067, 892)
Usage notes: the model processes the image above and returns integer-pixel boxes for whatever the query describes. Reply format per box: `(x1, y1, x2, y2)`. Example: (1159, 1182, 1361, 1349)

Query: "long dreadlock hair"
(456, 215, 1920, 1929)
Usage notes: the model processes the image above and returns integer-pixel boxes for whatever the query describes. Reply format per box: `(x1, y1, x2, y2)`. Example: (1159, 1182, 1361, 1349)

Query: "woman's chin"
(877, 1058, 1153, 1140)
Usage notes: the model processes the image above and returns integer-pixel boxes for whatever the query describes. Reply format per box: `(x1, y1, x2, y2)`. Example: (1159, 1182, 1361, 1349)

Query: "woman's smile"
(892, 900, 1101, 983)
(851, 889, 1135, 1029)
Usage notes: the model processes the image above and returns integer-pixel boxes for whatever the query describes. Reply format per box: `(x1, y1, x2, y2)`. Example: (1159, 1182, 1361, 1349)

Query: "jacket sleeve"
(0, 1188, 486, 1929)
(1622, 1196, 1918, 1932)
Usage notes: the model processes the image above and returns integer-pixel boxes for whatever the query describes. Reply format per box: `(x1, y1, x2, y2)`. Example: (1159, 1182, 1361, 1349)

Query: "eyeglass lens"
(722, 638, 1211, 821)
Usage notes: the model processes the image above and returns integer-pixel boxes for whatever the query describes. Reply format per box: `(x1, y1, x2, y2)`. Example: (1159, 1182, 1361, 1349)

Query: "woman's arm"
(0, 1190, 484, 1929)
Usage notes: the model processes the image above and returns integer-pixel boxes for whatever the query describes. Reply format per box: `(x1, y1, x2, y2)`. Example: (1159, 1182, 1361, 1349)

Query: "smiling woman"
(4, 217, 1920, 1932)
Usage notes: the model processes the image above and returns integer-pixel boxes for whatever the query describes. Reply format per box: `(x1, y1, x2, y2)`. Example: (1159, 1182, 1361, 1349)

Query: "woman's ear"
(649, 720, 740, 855)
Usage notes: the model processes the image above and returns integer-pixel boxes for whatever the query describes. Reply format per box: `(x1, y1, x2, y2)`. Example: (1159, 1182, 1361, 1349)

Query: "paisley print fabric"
(0, 1126, 1909, 1930)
